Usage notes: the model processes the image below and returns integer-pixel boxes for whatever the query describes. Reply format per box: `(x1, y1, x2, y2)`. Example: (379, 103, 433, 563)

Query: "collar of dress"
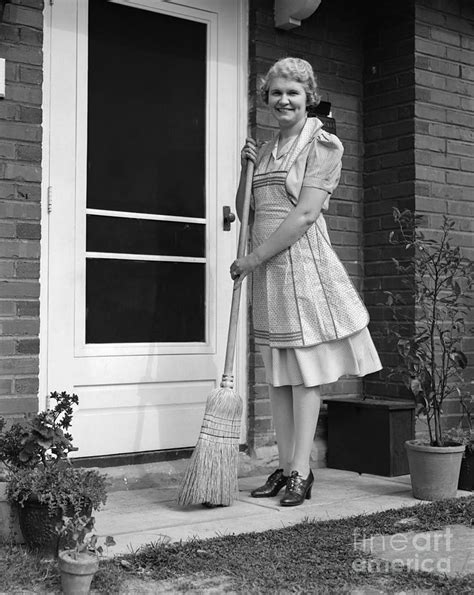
(264, 117, 324, 172)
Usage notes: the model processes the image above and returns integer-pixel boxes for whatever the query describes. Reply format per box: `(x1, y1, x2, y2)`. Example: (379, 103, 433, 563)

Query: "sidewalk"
(93, 467, 471, 556)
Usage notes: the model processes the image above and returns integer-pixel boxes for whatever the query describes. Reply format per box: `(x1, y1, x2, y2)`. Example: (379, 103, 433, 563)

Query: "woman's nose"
(278, 94, 289, 104)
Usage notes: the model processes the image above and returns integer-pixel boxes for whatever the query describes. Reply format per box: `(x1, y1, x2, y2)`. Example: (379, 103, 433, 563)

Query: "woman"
(230, 57, 382, 507)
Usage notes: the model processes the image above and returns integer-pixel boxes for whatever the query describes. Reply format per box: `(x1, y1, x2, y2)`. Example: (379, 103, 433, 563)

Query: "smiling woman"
(233, 57, 382, 507)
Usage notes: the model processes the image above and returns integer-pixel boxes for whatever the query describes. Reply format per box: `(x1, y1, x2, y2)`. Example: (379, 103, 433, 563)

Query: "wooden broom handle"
(221, 159, 255, 387)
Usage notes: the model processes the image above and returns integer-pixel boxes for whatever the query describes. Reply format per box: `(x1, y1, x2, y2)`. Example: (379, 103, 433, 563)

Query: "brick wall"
(362, 2, 416, 401)
(362, 0, 474, 428)
(0, 0, 43, 419)
(414, 0, 474, 429)
(248, 0, 365, 452)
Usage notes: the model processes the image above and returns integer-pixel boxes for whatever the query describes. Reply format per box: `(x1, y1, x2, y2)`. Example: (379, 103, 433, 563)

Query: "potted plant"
(386, 208, 473, 500)
(0, 449, 23, 544)
(57, 513, 115, 595)
(0, 392, 108, 556)
(446, 393, 474, 491)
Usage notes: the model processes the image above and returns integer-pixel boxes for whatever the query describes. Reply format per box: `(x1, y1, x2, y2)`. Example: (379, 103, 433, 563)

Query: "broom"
(177, 158, 255, 507)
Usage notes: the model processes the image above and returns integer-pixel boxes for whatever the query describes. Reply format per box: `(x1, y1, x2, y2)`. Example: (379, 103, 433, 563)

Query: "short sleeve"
(302, 131, 344, 195)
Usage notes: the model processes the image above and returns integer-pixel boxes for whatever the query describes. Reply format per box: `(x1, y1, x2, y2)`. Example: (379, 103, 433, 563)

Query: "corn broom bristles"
(177, 385, 243, 506)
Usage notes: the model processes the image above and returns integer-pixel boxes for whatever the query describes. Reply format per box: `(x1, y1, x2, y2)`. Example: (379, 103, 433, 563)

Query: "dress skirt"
(258, 327, 382, 388)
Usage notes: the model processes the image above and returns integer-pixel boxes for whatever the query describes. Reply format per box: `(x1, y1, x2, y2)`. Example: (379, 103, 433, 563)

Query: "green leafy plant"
(0, 392, 108, 518)
(445, 393, 474, 455)
(57, 514, 115, 559)
(7, 464, 108, 517)
(0, 392, 78, 472)
(385, 209, 473, 447)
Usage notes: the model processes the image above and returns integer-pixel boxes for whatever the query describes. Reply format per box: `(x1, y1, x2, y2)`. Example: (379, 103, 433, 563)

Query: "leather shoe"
(250, 468, 289, 498)
(280, 470, 314, 506)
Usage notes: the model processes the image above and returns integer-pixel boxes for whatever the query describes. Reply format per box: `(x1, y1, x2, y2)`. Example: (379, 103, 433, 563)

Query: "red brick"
(0, 23, 21, 42)
(416, 38, 447, 58)
(251, 383, 269, 400)
(0, 142, 16, 159)
(16, 301, 39, 317)
(3, 4, 43, 29)
(14, 377, 39, 395)
(0, 44, 42, 66)
(249, 418, 273, 433)
(6, 84, 42, 105)
(415, 151, 460, 170)
(0, 262, 15, 278)
(447, 140, 474, 157)
(428, 122, 471, 141)
(19, 27, 43, 46)
(0, 102, 18, 120)
(0, 340, 15, 356)
(430, 27, 460, 46)
(0, 201, 41, 220)
(15, 338, 39, 354)
(0, 302, 16, 316)
(460, 96, 474, 112)
(4, 163, 41, 182)
(0, 240, 40, 259)
(19, 65, 42, 84)
(460, 158, 474, 172)
(446, 46, 474, 65)
(416, 55, 461, 77)
(0, 222, 16, 239)
(15, 260, 40, 278)
(0, 396, 38, 414)
(446, 170, 474, 186)
(414, 134, 446, 152)
(16, 222, 41, 240)
(0, 280, 40, 299)
(16, 143, 41, 162)
(0, 357, 38, 374)
(18, 105, 42, 124)
(0, 121, 41, 142)
(0, 380, 13, 396)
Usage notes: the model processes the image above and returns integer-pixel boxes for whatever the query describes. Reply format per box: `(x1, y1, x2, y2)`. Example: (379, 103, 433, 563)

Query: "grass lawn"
(0, 495, 472, 593)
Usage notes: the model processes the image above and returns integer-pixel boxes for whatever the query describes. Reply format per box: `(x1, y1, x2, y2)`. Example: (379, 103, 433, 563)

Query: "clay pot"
(405, 439, 465, 501)
(58, 550, 99, 595)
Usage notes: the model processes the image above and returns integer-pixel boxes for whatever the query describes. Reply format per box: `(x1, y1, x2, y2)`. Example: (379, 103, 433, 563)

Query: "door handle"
(223, 206, 236, 231)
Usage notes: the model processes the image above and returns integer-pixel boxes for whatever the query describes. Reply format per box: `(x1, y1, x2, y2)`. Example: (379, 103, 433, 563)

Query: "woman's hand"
(240, 138, 258, 169)
(230, 252, 261, 287)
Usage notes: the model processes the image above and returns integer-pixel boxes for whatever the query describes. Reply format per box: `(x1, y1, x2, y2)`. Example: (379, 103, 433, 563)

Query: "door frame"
(39, 0, 249, 441)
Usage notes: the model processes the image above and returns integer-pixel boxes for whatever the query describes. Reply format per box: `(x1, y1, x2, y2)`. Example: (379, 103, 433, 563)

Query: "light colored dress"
(251, 118, 382, 387)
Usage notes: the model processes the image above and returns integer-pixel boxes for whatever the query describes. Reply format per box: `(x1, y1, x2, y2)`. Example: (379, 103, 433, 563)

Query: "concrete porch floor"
(94, 468, 470, 556)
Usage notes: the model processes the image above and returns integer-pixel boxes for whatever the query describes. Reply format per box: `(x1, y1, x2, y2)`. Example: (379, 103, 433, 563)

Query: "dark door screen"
(85, 0, 206, 344)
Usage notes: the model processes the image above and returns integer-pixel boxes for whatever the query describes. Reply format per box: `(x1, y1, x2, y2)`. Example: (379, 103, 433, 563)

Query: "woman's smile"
(268, 77, 307, 128)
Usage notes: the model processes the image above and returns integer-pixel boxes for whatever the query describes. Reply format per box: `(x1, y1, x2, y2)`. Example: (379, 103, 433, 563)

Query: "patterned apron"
(251, 122, 370, 348)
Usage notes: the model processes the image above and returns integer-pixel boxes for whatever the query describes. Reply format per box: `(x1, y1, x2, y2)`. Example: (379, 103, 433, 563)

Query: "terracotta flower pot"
(0, 482, 23, 544)
(58, 550, 99, 595)
(405, 439, 465, 501)
(18, 496, 62, 557)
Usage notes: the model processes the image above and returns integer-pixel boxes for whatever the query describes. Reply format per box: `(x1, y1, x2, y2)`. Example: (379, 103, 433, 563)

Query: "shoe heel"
(306, 486, 312, 500)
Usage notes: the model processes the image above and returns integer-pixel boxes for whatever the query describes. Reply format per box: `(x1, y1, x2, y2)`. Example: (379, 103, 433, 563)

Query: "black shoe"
(280, 470, 314, 506)
(250, 468, 289, 498)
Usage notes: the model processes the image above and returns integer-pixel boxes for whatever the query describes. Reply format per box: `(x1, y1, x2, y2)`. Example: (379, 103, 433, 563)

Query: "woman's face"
(267, 76, 307, 129)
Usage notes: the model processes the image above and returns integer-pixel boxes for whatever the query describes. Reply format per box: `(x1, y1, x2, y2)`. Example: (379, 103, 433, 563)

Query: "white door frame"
(39, 0, 249, 443)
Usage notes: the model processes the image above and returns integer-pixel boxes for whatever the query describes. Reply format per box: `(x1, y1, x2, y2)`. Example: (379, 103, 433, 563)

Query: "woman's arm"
(253, 186, 327, 264)
(230, 186, 329, 285)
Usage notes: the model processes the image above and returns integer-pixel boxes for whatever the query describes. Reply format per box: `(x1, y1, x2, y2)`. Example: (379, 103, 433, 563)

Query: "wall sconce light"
(274, 0, 321, 30)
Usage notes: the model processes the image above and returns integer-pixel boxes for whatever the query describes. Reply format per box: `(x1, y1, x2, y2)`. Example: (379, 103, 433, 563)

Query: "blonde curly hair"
(260, 57, 320, 107)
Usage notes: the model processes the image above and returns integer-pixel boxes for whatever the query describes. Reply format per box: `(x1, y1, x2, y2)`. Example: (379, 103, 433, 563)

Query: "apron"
(251, 121, 370, 349)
